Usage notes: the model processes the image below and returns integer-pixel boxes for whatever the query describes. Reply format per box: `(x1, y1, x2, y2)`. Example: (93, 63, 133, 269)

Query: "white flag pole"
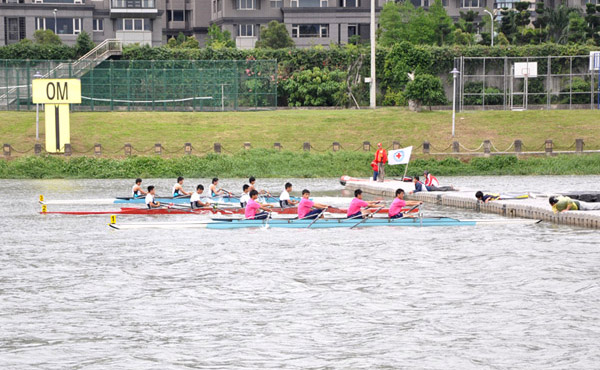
(402, 162, 409, 180)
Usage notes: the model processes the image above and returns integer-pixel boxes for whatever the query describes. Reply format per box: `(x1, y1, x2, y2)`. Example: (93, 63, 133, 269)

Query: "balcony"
(111, 0, 158, 15)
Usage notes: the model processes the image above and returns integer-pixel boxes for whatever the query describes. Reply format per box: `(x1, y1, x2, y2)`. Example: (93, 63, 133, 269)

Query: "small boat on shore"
(109, 217, 541, 230)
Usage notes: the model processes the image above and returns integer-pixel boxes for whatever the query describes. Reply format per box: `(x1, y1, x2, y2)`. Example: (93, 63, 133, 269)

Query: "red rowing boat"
(41, 206, 417, 216)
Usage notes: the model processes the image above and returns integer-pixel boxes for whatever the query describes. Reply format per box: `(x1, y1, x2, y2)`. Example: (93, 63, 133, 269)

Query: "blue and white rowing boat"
(109, 217, 541, 230)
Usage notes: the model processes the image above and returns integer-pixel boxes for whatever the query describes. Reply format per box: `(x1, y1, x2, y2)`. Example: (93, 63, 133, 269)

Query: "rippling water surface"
(1, 177, 599, 369)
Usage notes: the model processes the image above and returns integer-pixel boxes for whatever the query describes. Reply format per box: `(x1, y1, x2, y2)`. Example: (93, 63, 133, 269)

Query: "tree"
(404, 74, 447, 110)
(75, 31, 95, 57)
(255, 21, 294, 49)
(33, 29, 61, 45)
(181, 36, 200, 49)
(379, 1, 405, 47)
(428, 0, 454, 45)
(546, 4, 579, 44)
(206, 24, 235, 49)
(176, 32, 186, 45)
(567, 11, 587, 44)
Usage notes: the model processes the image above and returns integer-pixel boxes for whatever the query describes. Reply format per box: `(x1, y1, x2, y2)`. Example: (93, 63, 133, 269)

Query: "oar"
(402, 203, 422, 216)
(263, 211, 273, 229)
(350, 206, 385, 229)
(306, 207, 328, 228)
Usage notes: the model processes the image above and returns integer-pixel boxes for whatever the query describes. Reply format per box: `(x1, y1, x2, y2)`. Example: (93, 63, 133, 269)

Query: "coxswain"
(245, 189, 273, 220)
(209, 177, 231, 197)
(240, 184, 250, 208)
(172, 176, 191, 197)
(297, 189, 328, 219)
(132, 178, 147, 198)
(389, 188, 422, 219)
(347, 189, 380, 219)
(549, 195, 600, 213)
(279, 182, 299, 208)
(374, 143, 388, 182)
(190, 185, 209, 209)
(145, 185, 161, 209)
(475, 191, 500, 203)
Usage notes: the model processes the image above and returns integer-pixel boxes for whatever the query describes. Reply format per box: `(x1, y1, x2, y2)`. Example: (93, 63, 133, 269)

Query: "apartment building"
(0, 0, 210, 47)
(0, 0, 593, 49)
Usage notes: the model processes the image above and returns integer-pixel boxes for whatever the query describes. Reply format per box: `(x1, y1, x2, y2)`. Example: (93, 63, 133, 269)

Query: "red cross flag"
(388, 146, 412, 165)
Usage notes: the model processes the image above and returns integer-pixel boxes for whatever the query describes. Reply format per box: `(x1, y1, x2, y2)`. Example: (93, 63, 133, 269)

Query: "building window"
(93, 18, 103, 31)
(341, 0, 359, 6)
(348, 24, 358, 37)
(410, 0, 430, 6)
(31, 0, 85, 3)
(270, 0, 282, 7)
(291, 0, 326, 7)
(217, 0, 222, 10)
(291, 24, 329, 38)
(237, 0, 254, 9)
(461, 0, 479, 7)
(117, 18, 151, 30)
(238, 24, 254, 36)
(35, 17, 82, 34)
(167, 10, 185, 21)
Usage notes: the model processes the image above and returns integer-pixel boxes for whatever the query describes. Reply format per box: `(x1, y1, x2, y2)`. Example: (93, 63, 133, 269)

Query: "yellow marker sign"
(110, 215, 117, 224)
(32, 78, 81, 153)
(42, 205, 47, 213)
(39, 194, 44, 202)
(32, 79, 81, 104)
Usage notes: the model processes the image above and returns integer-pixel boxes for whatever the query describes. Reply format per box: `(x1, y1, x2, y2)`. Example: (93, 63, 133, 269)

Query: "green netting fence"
(0, 59, 277, 111)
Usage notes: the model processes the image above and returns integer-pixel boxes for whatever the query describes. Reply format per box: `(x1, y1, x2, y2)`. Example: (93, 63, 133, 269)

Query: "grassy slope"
(1, 108, 600, 155)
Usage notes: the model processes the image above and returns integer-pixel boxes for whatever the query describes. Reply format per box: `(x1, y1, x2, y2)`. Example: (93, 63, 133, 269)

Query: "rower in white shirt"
(145, 186, 161, 209)
(132, 178, 147, 198)
(279, 182, 299, 208)
(239, 184, 250, 208)
(190, 185, 210, 209)
(172, 176, 191, 197)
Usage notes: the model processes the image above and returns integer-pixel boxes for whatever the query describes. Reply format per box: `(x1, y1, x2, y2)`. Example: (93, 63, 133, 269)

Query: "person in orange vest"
(374, 143, 388, 182)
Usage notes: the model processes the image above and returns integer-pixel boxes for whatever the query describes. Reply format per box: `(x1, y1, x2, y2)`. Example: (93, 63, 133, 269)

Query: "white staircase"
(0, 39, 122, 109)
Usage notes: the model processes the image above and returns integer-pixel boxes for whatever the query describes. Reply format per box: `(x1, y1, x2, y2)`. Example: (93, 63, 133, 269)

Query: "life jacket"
(375, 149, 387, 163)
(424, 174, 439, 187)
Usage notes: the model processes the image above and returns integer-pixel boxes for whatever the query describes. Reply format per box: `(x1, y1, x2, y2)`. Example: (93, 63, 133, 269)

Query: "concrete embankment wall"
(344, 180, 600, 230)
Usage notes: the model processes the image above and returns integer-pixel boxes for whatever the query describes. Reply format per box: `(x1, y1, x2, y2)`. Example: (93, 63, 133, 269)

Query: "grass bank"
(1, 109, 600, 155)
(1, 150, 599, 179)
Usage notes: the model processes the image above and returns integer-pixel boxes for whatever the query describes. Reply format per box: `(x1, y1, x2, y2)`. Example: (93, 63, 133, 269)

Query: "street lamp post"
(369, 0, 376, 108)
(484, 9, 494, 47)
(33, 71, 43, 141)
(450, 68, 460, 137)
(53, 9, 58, 34)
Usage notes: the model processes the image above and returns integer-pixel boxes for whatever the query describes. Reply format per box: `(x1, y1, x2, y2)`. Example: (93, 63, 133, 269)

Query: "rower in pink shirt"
(245, 190, 273, 219)
(388, 188, 422, 219)
(346, 189, 380, 219)
(297, 189, 329, 219)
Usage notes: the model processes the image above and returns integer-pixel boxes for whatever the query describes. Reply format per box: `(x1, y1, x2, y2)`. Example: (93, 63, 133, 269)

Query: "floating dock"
(342, 178, 600, 230)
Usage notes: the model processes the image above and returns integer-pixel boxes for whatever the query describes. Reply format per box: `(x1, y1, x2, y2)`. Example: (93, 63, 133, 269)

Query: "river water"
(1, 177, 599, 369)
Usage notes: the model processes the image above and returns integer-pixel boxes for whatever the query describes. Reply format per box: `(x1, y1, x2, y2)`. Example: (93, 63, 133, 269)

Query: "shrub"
(404, 74, 447, 109)
(281, 67, 348, 106)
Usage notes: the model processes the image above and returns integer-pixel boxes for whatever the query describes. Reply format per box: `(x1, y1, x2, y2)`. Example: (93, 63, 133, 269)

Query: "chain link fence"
(0, 59, 277, 112)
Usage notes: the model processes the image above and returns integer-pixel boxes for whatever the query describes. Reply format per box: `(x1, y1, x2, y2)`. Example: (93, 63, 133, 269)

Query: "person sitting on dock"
(298, 189, 328, 219)
(245, 190, 273, 220)
(389, 188, 422, 219)
(145, 186, 161, 209)
(347, 189, 380, 219)
(209, 178, 231, 197)
(475, 191, 500, 203)
(280, 182, 299, 208)
(409, 176, 427, 194)
(240, 184, 250, 208)
(172, 176, 191, 197)
(248, 176, 270, 196)
(132, 178, 147, 198)
(190, 185, 210, 209)
(549, 195, 600, 213)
